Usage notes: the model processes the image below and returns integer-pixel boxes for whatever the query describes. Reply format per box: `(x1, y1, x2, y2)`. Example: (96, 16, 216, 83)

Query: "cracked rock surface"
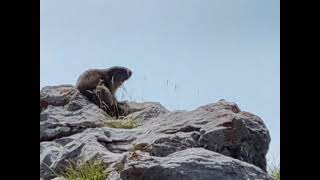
(40, 85, 271, 180)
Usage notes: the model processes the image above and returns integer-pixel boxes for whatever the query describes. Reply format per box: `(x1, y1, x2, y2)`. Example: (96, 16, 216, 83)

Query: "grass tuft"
(61, 158, 108, 180)
(105, 118, 139, 129)
(269, 166, 280, 180)
(268, 155, 280, 180)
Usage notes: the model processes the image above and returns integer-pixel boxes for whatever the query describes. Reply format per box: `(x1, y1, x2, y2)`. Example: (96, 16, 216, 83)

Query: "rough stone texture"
(120, 148, 270, 180)
(40, 85, 271, 180)
(40, 104, 108, 141)
(125, 101, 170, 124)
(40, 128, 136, 180)
(40, 85, 78, 110)
(133, 100, 270, 171)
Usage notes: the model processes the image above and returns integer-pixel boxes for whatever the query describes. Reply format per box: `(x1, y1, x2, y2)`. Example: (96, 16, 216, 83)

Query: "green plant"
(272, 170, 280, 180)
(267, 155, 280, 180)
(269, 165, 280, 180)
(105, 118, 139, 129)
(61, 158, 108, 180)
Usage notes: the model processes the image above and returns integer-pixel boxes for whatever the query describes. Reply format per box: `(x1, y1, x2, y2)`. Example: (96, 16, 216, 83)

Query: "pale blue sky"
(41, 0, 279, 164)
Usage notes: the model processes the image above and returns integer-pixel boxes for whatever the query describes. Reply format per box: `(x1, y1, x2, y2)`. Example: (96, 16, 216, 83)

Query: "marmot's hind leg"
(81, 90, 99, 105)
(95, 84, 119, 118)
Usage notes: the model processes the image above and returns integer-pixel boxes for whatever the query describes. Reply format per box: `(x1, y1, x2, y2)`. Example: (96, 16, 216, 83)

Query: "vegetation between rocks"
(61, 158, 108, 180)
(105, 118, 139, 129)
(269, 166, 280, 180)
(268, 156, 280, 180)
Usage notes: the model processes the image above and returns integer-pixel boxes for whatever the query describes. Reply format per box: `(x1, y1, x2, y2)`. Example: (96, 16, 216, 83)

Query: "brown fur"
(75, 66, 132, 118)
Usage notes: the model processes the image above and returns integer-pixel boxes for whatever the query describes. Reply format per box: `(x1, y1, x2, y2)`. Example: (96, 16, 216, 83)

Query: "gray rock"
(40, 103, 108, 141)
(40, 86, 169, 142)
(125, 101, 170, 124)
(40, 86, 271, 180)
(40, 127, 137, 179)
(133, 99, 270, 171)
(40, 85, 78, 110)
(106, 171, 122, 180)
(50, 177, 66, 180)
(120, 148, 271, 180)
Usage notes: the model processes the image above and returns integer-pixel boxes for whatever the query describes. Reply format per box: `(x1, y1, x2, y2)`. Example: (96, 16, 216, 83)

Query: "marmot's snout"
(127, 69, 132, 78)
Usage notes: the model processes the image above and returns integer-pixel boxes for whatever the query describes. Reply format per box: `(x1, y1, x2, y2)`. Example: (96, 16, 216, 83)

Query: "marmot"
(75, 66, 132, 118)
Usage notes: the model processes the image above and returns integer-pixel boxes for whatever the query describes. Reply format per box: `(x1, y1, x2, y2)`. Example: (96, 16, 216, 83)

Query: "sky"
(41, 0, 280, 165)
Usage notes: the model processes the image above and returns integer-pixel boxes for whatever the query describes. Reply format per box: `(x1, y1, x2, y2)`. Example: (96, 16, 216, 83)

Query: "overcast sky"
(41, 0, 279, 164)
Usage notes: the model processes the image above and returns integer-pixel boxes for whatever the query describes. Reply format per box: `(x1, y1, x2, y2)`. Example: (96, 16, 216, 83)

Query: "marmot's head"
(107, 66, 132, 91)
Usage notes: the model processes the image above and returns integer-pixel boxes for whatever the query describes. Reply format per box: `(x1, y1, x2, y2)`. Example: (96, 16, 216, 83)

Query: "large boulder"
(132, 100, 270, 171)
(40, 85, 78, 109)
(40, 85, 108, 141)
(120, 148, 270, 180)
(40, 128, 136, 179)
(40, 85, 271, 180)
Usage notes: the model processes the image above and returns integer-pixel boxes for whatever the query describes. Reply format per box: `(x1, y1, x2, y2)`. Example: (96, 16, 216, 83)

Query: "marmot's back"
(75, 69, 104, 92)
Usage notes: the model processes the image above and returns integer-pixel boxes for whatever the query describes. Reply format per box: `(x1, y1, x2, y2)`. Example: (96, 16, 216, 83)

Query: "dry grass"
(105, 118, 139, 129)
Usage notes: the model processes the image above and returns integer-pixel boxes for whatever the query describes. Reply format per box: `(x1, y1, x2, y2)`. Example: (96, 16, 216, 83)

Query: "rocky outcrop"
(40, 85, 271, 180)
(120, 148, 270, 180)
